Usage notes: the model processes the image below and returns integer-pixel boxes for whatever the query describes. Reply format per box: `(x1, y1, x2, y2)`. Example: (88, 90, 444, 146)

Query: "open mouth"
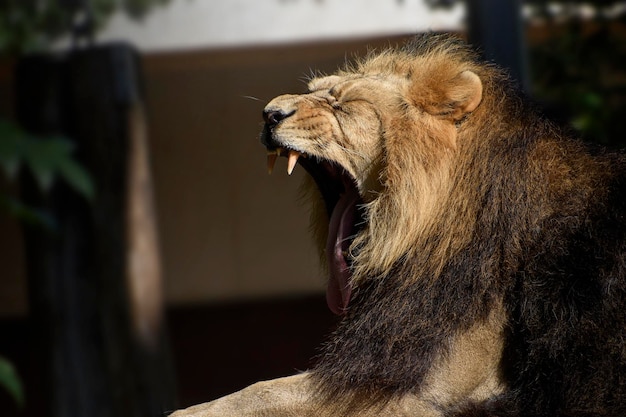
(265, 146, 364, 316)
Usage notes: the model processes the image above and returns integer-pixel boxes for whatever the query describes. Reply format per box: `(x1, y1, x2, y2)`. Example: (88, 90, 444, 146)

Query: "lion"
(171, 34, 626, 416)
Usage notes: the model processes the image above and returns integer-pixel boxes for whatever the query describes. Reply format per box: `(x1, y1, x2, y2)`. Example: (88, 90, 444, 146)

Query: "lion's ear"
(411, 70, 483, 121)
(447, 70, 483, 116)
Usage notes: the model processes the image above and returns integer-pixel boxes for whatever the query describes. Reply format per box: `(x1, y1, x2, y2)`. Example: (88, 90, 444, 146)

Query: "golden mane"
(334, 35, 509, 283)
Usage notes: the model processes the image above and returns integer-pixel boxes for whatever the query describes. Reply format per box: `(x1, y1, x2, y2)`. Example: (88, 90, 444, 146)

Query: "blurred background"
(0, 1, 624, 416)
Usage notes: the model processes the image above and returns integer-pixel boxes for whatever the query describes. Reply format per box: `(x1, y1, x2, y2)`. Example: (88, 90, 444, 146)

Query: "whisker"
(242, 95, 263, 102)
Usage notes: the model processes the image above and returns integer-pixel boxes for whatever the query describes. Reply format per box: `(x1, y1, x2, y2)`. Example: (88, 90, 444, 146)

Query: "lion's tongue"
(326, 188, 359, 315)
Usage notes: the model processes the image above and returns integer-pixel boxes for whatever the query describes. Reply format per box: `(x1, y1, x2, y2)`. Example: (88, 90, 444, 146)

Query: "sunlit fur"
(295, 36, 495, 284)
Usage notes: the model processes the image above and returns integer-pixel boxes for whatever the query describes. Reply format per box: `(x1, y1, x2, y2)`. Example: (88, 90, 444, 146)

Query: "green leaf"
(582, 92, 603, 109)
(57, 158, 95, 200)
(0, 195, 57, 230)
(0, 119, 95, 200)
(21, 136, 72, 191)
(21, 135, 95, 200)
(0, 356, 24, 408)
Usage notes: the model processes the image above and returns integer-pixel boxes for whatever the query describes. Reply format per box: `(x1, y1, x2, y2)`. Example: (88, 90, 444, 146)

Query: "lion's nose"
(262, 109, 293, 127)
(261, 108, 295, 148)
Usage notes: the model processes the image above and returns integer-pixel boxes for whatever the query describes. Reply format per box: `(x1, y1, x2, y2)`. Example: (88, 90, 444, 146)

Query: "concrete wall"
(60, 0, 464, 52)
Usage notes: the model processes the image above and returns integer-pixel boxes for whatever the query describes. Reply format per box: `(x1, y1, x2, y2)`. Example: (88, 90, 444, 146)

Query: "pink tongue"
(326, 188, 359, 315)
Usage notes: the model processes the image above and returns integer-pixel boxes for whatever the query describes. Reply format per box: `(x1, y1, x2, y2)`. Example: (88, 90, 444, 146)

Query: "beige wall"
(0, 36, 409, 315)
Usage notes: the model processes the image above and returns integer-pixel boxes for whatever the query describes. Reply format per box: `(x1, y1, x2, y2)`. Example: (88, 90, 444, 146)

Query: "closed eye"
(322, 90, 340, 107)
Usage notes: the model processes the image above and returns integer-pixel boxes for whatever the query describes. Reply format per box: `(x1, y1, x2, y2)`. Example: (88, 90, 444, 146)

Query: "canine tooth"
(287, 150, 301, 175)
(267, 153, 278, 174)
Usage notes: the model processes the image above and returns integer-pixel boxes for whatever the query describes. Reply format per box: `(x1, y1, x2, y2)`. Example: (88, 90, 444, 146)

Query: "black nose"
(263, 109, 291, 127)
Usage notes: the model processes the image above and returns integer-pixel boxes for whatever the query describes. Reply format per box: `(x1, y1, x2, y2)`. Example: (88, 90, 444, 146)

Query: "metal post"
(466, 0, 530, 92)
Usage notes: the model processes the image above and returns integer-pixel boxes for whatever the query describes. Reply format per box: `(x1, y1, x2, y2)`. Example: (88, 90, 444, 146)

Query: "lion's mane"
(305, 35, 626, 416)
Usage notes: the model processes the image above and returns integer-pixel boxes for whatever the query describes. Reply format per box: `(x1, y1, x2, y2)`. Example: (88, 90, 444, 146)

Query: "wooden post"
(17, 44, 176, 417)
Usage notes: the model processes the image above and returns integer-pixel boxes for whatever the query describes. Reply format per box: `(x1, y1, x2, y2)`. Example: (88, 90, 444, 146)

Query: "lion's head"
(261, 35, 509, 315)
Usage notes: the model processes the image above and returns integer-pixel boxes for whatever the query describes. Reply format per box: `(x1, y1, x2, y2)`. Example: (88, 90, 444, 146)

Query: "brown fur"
(172, 34, 626, 417)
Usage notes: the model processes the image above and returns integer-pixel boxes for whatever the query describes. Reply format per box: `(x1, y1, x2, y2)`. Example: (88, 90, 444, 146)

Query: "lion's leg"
(169, 373, 315, 417)
(169, 372, 446, 417)
(170, 306, 506, 417)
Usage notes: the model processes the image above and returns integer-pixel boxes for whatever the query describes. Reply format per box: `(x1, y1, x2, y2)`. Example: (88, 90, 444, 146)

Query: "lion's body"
(172, 35, 626, 417)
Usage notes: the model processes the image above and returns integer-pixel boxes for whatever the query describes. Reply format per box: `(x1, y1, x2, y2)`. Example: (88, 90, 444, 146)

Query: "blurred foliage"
(0, 93, 95, 411)
(0, 355, 23, 408)
(0, 1, 160, 409)
(427, 0, 625, 10)
(530, 24, 626, 146)
(0, 0, 171, 56)
(526, 4, 626, 147)
(427, 0, 626, 147)
(0, 118, 94, 228)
